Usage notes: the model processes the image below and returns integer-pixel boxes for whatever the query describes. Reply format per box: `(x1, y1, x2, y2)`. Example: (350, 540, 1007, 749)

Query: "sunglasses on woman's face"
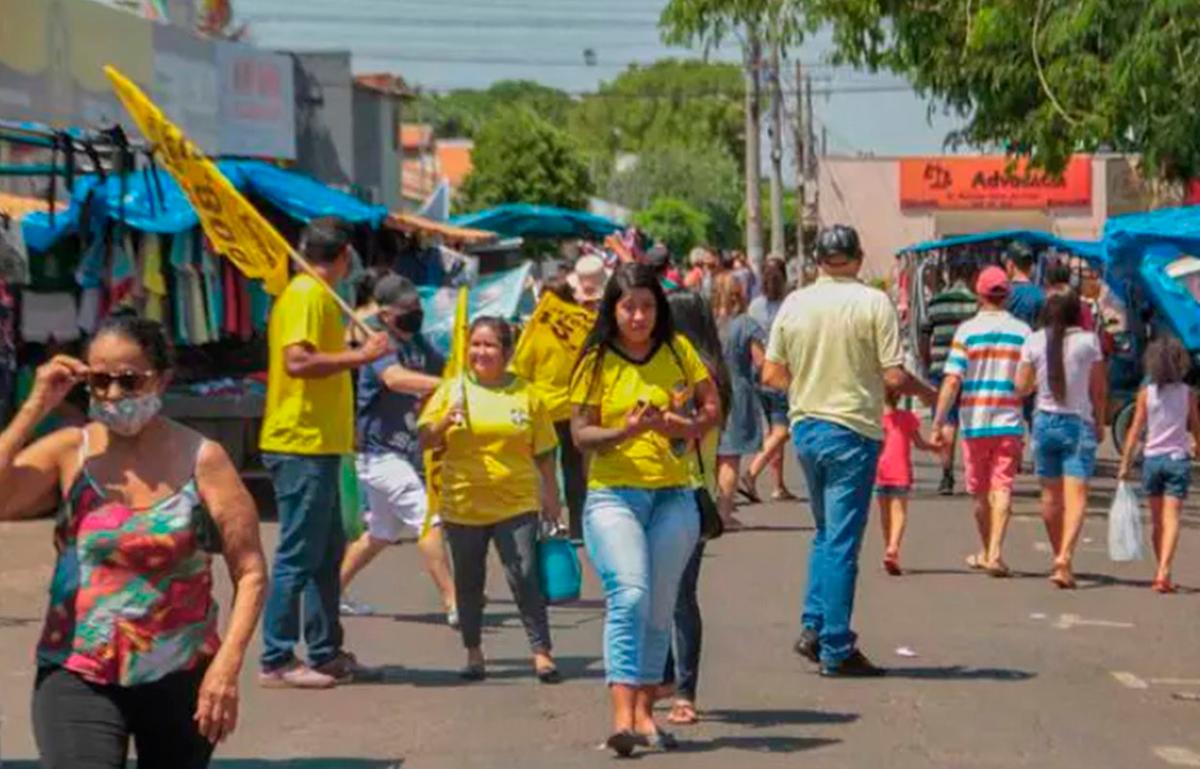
(86, 370, 156, 396)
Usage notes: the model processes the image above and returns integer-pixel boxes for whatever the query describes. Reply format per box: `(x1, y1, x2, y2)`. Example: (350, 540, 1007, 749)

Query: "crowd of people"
(0, 214, 1190, 766)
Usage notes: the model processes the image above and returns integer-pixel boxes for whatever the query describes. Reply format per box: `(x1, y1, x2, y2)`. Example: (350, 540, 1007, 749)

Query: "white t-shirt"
(1020, 328, 1103, 421)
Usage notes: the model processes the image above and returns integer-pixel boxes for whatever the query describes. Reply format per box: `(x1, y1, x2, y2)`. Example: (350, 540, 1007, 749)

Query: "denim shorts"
(874, 485, 910, 498)
(1032, 411, 1097, 479)
(1143, 454, 1192, 499)
(757, 387, 790, 427)
(929, 374, 959, 425)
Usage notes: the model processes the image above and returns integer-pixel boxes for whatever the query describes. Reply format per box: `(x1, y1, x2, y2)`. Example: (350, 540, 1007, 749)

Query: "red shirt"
(876, 409, 921, 487)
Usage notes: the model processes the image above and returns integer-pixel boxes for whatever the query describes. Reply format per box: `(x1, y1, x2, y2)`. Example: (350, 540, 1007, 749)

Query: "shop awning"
(899, 229, 1102, 265)
(450, 203, 621, 239)
(21, 160, 389, 252)
(385, 212, 496, 245)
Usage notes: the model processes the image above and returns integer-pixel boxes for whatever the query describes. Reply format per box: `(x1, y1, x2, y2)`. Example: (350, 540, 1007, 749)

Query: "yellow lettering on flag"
(420, 287, 470, 537)
(510, 291, 595, 422)
(104, 66, 289, 295)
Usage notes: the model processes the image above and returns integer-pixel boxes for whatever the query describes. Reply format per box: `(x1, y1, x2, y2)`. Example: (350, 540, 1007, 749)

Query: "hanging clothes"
(222, 260, 239, 337)
(0, 280, 16, 422)
(21, 292, 79, 343)
(247, 280, 271, 333)
(0, 215, 28, 284)
(236, 271, 252, 340)
(186, 261, 209, 344)
(108, 229, 137, 311)
(169, 232, 192, 344)
(199, 234, 222, 341)
(140, 233, 167, 323)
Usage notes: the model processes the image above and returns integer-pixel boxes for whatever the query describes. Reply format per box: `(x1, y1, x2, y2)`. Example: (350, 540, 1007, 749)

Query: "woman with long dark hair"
(744, 257, 795, 500)
(569, 263, 720, 756)
(1017, 291, 1107, 588)
(658, 290, 731, 726)
(0, 316, 267, 768)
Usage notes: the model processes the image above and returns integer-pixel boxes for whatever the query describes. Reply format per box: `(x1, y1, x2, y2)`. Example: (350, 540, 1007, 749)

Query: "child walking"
(1118, 337, 1200, 594)
(876, 391, 937, 575)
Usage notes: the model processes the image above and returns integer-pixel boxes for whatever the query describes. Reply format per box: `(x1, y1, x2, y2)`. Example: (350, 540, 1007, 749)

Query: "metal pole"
(767, 43, 786, 259)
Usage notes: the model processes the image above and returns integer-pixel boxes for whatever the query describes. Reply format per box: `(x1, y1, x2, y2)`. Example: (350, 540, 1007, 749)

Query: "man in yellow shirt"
(258, 217, 388, 689)
(764, 225, 932, 679)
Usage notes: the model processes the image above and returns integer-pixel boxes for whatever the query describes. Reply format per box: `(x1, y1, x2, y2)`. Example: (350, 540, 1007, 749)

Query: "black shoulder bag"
(665, 342, 724, 541)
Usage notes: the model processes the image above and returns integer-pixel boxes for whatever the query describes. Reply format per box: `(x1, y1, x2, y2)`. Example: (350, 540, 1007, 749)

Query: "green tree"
(606, 141, 742, 248)
(807, 0, 1200, 180)
(414, 80, 574, 139)
(567, 59, 746, 169)
(633, 197, 711, 260)
(459, 107, 593, 211)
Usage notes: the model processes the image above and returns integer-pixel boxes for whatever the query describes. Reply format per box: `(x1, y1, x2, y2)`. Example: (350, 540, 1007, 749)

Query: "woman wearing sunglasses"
(0, 315, 267, 769)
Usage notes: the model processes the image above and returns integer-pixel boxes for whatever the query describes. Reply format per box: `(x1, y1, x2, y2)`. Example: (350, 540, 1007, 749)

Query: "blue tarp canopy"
(1103, 206, 1200, 352)
(418, 261, 534, 355)
(21, 160, 388, 252)
(450, 203, 621, 239)
(898, 229, 1103, 264)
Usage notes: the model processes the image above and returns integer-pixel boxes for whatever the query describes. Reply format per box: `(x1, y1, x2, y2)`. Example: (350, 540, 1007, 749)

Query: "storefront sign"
(216, 42, 296, 160)
(900, 156, 1092, 210)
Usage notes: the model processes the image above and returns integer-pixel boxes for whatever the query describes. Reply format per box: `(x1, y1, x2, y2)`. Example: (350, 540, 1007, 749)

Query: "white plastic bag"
(1107, 481, 1145, 562)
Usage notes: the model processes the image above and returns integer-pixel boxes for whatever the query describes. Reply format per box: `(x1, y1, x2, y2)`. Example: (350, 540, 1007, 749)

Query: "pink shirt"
(876, 409, 921, 487)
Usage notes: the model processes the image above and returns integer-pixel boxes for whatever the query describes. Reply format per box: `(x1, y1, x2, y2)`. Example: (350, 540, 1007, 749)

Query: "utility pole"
(743, 27, 764, 270)
(767, 42, 786, 259)
(805, 73, 818, 244)
(793, 60, 808, 270)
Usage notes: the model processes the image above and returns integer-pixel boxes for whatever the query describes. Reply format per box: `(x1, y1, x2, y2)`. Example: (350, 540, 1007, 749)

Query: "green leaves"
(459, 108, 593, 212)
(632, 197, 712, 259)
(811, 0, 1200, 181)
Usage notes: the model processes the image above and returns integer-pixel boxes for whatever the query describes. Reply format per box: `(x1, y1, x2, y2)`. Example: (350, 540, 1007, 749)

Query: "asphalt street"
(2, 448, 1199, 768)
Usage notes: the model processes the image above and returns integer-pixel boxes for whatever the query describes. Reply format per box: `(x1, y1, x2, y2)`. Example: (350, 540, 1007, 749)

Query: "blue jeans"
(1143, 454, 1191, 499)
(792, 419, 881, 665)
(584, 487, 700, 686)
(1032, 412, 1097, 479)
(662, 541, 705, 700)
(261, 453, 346, 670)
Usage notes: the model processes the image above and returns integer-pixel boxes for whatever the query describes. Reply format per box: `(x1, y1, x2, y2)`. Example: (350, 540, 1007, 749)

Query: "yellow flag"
(511, 290, 594, 370)
(421, 287, 470, 536)
(104, 66, 290, 295)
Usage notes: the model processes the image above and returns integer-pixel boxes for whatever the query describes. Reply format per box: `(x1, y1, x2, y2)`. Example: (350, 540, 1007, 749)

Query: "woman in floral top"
(0, 316, 267, 769)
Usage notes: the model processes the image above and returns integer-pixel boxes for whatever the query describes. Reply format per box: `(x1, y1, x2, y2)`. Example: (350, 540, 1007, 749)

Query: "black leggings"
(33, 665, 215, 769)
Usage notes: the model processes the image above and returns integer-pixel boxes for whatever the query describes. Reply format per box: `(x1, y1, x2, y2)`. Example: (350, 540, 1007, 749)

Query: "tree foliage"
(606, 141, 742, 248)
(660, 0, 809, 49)
(806, 0, 1200, 181)
(413, 80, 575, 139)
(633, 197, 711, 260)
(459, 108, 593, 211)
(567, 59, 746, 169)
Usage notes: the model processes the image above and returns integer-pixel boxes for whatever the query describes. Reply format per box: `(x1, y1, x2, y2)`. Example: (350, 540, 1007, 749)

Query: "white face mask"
(89, 393, 162, 437)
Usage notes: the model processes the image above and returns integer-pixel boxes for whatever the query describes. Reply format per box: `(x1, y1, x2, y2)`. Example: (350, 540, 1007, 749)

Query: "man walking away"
(932, 267, 1031, 577)
(923, 258, 978, 495)
(258, 217, 389, 689)
(1004, 241, 1045, 328)
(764, 225, 933, 678)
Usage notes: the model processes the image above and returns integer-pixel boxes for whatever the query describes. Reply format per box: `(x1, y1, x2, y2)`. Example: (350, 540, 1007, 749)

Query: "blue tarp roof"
(1103, 205, 1200, 271)
(450, 203, 621, 239)
(21, 160, 387, 252)
(898, 229, 1102, 263)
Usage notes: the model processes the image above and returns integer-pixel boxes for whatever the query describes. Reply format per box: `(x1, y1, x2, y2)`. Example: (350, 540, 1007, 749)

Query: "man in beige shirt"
(764, 224, 931, 678)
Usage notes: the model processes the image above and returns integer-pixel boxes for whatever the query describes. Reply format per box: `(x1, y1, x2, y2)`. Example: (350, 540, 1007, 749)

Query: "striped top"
(925, 283, 978, 377)
(943, 310, 1032, 439)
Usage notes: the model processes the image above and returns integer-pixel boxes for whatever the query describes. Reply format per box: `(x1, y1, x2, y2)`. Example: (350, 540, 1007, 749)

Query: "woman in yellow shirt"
(418, 317, 564, 683)
(569, 263, 721, 756)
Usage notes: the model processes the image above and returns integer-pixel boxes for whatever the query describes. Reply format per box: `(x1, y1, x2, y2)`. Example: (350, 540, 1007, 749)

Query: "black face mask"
(390, 309, 424, 335)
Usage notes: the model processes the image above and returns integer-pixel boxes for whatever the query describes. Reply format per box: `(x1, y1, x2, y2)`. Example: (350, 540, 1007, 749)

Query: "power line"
(243, 12, 665, 31)
(411, 82, 915, 98)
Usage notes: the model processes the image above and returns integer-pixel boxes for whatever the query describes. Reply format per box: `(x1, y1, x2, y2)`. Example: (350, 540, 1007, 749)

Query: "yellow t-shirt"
(765, 276, 904, 441)
(259, 274, 354, 455)
(418, 374, 558, 526)
(569, 334, 711, 490)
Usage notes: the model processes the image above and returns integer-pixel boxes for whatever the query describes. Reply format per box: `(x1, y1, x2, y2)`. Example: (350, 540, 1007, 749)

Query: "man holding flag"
(258, 217, 389, 689)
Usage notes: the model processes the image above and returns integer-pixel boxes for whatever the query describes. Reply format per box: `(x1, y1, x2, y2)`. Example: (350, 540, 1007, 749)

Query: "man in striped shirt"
(931, 266, 1031, 576)
(923, 260, 978, 494)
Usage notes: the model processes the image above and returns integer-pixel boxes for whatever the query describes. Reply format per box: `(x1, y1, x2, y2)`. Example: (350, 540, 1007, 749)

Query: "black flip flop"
(459, 664, 486, 681)
(606, 731, 638, 758)
(536, 667, 562, 684)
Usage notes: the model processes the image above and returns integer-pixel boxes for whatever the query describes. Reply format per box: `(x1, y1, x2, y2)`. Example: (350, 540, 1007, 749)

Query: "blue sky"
(234, 0, 966, 157)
